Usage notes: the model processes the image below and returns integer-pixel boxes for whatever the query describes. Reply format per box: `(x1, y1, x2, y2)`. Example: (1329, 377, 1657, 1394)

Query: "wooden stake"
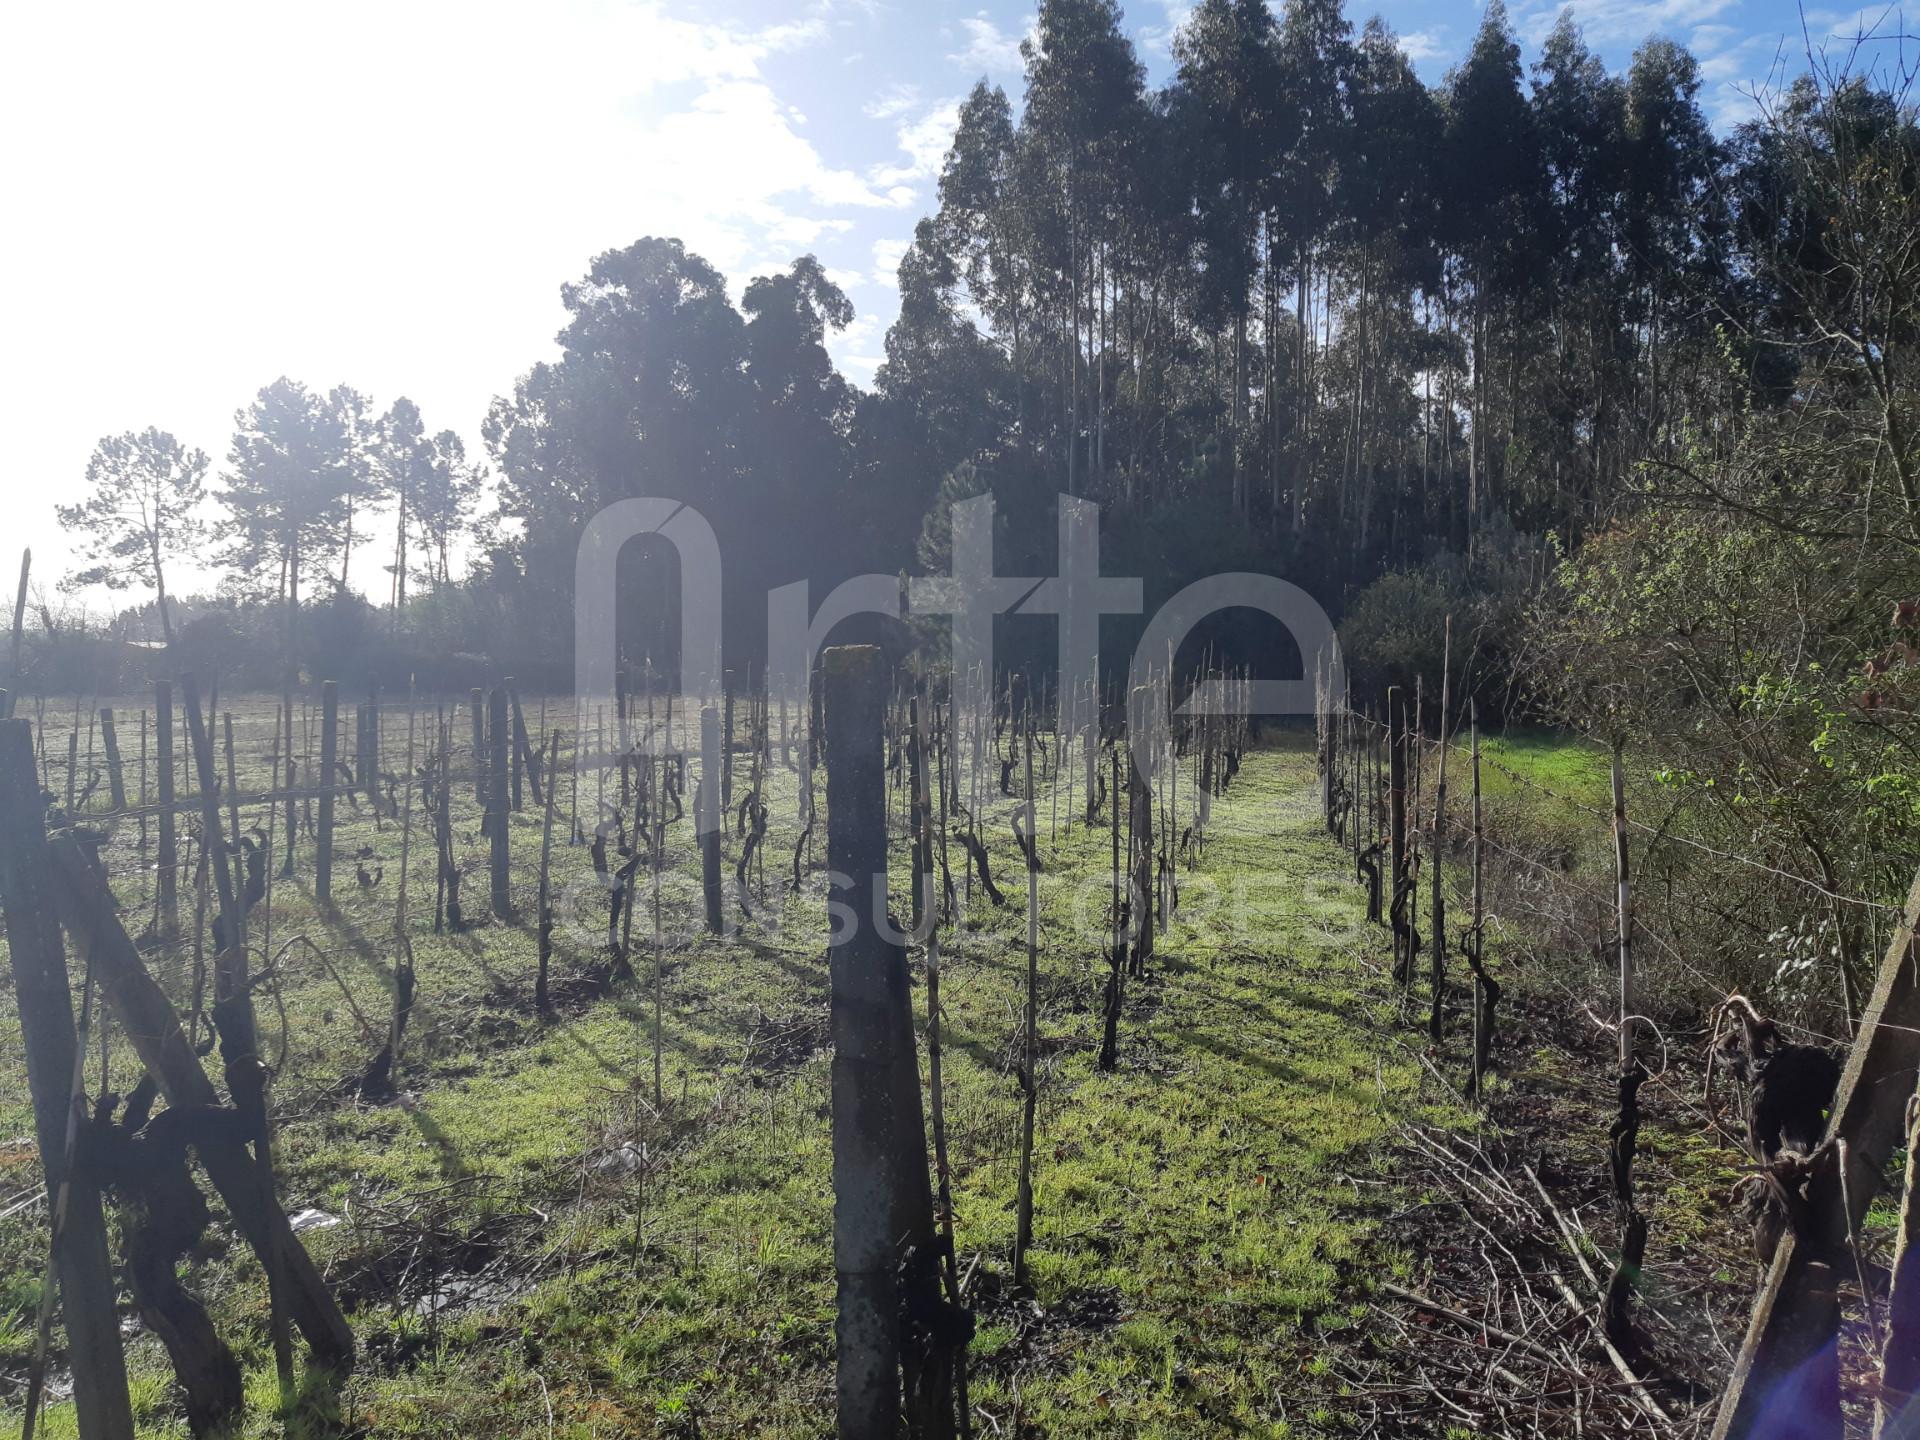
(506, 679, 525, 811)
(1430, 618, 1451, 1040)
(822, 645, 954, 1438)
(470, 687, 487, 805)
(155, 681, 177, 934)
(183, 675, 291, 1394)
(489, 686, 511, 919)
(44, 831, 353, 1367)
(391, 685, 419, 1063)
(1388, 687, 1407, 985)
(99, 708, 126, 811)
(317, 681, 338, 904)
(0, 720, 136, 1440)
(537, 729, 559, 1015)
(1876, 1084, 1920, 1436)
(8, 548, 30, 710)
(1014, 711, 1040, 1286)
(1713, 865, 1920, 1439)
(278, 687, 296, 878)
(700, 704, 723, 936)
(1100, 740, 1124, 1071)
(1465, 703, 1497, 1102)
(1612, 742, 1633, 1071)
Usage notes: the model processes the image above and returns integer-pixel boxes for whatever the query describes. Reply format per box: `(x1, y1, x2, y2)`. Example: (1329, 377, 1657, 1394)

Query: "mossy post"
(700, 703, 724, 935)
(823, 644, 956, 1440)
(155, 680, 178, 934)
(489, 686, 511, 919)
(317, 681, 338, 904)
(0, 720, 137, 1440)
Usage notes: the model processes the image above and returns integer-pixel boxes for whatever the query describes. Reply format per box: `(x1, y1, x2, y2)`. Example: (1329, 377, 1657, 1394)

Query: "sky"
(0, 0, 1882, 611)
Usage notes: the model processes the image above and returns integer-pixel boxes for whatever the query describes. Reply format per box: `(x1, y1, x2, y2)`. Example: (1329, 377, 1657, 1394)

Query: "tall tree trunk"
(153, 537, 174, 648)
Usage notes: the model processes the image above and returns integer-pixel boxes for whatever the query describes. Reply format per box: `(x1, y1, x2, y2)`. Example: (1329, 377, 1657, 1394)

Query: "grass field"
(2, 699, 1459, 1438)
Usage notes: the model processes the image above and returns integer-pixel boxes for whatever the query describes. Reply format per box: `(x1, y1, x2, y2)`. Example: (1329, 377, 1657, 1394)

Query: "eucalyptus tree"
(1175, 0, 1284, 519)
(1440, 0, 1545, 533)
(1620, 39, 1719, 453)
(1334, 19, 1442, 553)
(1018, 0, 1149, 495)
(1529, 13, 1630, 522)
(939, 82, 1031, 440)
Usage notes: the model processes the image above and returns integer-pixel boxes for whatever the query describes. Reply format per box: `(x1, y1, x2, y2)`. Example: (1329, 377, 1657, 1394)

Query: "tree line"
(46, 0, 1917, 710)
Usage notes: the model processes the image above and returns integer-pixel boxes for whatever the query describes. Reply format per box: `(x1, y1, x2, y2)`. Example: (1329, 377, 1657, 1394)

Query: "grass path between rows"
(9, 737, 1448, 1438)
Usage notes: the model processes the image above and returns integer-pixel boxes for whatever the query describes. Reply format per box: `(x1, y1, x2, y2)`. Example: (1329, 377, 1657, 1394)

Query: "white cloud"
(948, 13, 1025, 72)
(1514, 0, 1741, 47)
(869, 98, 964, 188)
(1138, 0, 1195, 58)
(864, 82, 922, 119)
(1399, 28, 1451, 64)
(871, 237, 911, 288)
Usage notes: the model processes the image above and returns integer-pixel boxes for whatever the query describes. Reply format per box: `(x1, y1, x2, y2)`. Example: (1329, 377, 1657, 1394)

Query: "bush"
(1337, 522, 1542, 724)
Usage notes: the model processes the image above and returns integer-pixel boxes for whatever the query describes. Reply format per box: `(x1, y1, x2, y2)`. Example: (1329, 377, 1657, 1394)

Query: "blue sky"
(0, 0, 1882, 600)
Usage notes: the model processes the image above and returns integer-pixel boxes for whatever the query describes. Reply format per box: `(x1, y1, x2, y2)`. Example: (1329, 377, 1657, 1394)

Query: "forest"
(5, 0, 1920, 1434)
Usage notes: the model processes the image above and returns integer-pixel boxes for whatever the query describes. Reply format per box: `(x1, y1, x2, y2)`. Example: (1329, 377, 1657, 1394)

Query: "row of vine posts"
(0, 635, 1262, 1440)
(1316, 628, 1920, 1440)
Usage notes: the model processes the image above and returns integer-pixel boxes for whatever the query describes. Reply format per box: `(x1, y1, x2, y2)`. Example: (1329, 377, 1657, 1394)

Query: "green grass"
(3, 702, 1449, 1437)
(1473, 728, 1611, 813)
